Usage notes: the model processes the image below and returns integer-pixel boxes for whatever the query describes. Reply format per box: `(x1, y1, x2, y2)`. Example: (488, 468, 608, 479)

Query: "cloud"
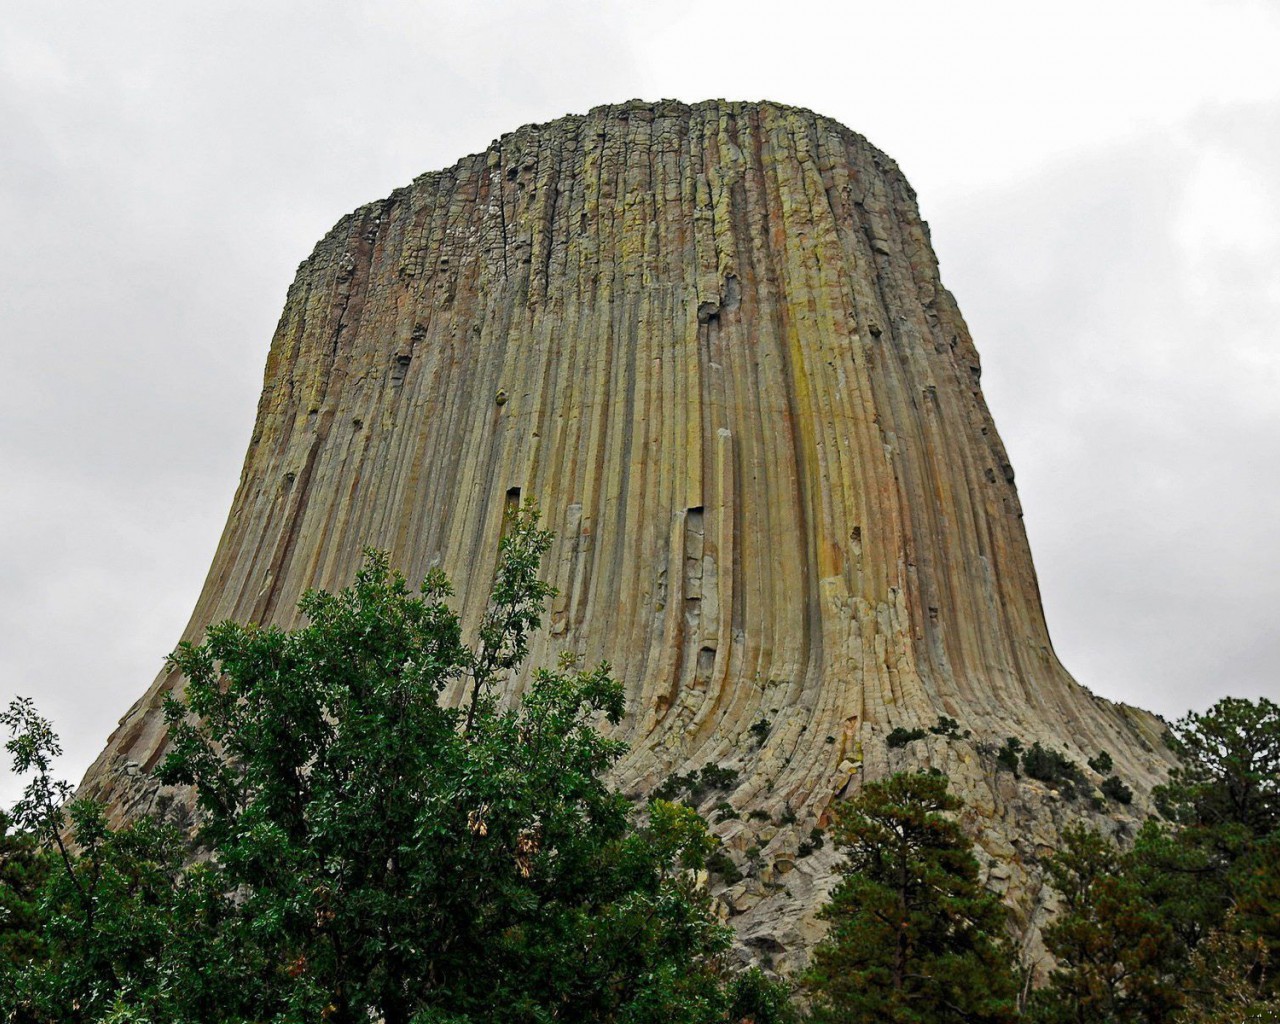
(937, 116, 1280, 716)
(2, 1, 1278, 804)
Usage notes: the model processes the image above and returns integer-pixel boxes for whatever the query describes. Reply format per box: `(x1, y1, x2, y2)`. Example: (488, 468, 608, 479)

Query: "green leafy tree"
(0, 808, 50, 1008)
(156, 506, 785, 1024)
(803, 771, 1017, 1024)
(4, 507, 792, 1023)
(0, 699, 239, 1023)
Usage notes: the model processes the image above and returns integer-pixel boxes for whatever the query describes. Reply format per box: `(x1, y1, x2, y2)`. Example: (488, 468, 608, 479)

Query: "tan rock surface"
(80, 99, 1172, 973)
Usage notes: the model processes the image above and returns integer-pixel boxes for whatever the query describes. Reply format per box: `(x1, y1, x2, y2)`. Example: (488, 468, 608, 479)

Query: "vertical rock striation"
(82, 100, 1170, 970)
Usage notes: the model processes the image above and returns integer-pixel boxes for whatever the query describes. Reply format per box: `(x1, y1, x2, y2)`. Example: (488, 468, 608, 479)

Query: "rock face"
(81, 99, 1170, 973)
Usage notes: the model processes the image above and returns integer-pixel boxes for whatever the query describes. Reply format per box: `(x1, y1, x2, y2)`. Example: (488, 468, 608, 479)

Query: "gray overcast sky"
(2, 0, 1278, 805)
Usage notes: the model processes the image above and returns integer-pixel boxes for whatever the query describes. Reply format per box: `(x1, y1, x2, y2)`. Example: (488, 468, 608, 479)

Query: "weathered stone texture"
(81, 99, 1170, 972)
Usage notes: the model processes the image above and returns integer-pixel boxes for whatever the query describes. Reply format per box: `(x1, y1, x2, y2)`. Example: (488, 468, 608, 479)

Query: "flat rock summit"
(82, 99, 1171, 972)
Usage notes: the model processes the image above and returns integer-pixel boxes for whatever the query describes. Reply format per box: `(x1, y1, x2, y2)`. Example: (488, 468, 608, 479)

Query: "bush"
(1088, 750, 1114, 774)
(887, 726, 927, 748)
(1022, 741, 1084, 796)
(698, 763, 741, 793)
(711, 800, 739, 822)
(706, 848, 743, 884)
(654, 762, 740, 805)
(1101, 775, 1133, 805)
(996, 737, 1023, 775)
(929, 716, 970, 739)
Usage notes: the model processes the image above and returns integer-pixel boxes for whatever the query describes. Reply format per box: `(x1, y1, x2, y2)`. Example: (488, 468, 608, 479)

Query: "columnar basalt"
(82, 100, 1170, 971)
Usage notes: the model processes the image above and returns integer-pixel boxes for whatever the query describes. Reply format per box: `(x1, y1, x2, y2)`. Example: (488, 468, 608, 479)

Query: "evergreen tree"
(803, 771, 1017, 1024)
(1032, 697, 1280, 1023)
(1027, 825, 1181, 1024)
(1155, 697, 1280, 840)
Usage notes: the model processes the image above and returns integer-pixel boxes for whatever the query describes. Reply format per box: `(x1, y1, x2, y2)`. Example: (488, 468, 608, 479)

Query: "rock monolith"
(81, 100, 1171, 972)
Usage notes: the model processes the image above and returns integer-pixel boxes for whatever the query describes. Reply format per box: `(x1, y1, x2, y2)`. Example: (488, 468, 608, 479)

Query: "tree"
(1155, 697, 1280, 840)
(0, 808, 50, 1008)
(155, 505, 783, 1024)
(803, 771, 1017, 1024)
(1031, 698, 1280, 1024)
(1027, 824, 1182, 1024)
(1176, 918, 1280, 1024)
(1, 698, 242, 1024)
(1152, 697, 1280, 1014)
(3, 507, 791, 1023)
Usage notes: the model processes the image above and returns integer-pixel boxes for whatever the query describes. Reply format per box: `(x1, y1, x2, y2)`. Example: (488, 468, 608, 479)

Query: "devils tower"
(81, 99, 1170, 969)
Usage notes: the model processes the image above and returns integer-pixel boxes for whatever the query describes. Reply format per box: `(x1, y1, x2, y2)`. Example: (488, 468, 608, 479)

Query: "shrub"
(1022, 742, 1084, 797)
(706, 848, 743, 884)
(1088, 750, 1114, 774)
(887, 726, 927, 748)
(654, 762, 740, 804)
(1101, 775, 1133, 805)
(711, 800, 739, 822)
(929, 716, 970, 739)
(996, 737, 1023, 775)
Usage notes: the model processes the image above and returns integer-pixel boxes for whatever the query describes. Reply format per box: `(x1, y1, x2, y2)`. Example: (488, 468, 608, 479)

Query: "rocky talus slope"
(81, 99, 1171, 973)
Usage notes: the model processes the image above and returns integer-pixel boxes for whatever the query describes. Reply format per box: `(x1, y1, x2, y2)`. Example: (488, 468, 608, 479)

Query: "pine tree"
(804, 771, 1017, 1024)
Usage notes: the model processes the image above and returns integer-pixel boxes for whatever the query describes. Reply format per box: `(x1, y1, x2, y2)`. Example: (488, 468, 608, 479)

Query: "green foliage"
(996, 737, 1022, 775)
(2, 507, 793, 1024)
(804, 771, 1018, 1024)
(749, 718, 772, 745)
(1152, 696, 1280, 1011)
(729, 967, 798, 1024)
(654, 762, 741, 805)
(797, 826, 825, 859)
(1020, 742, 1084, 797)
(1027, 825, 1182, 1024)
(1176, 924, 1280, 1024)
(1032, 697, 1280, 1023)
(1100, 775, 1133, 805)
(1086, 750, 1114, 775)
(1, 700, 242, 1023)
(885, 726, 926, 749)
(1154, 696, 1280, 838)
(929, 716, 969, 739)
(705, 848, 743, 885)
(0, 809, 50, 1005)
(710, 799, 739, 823)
